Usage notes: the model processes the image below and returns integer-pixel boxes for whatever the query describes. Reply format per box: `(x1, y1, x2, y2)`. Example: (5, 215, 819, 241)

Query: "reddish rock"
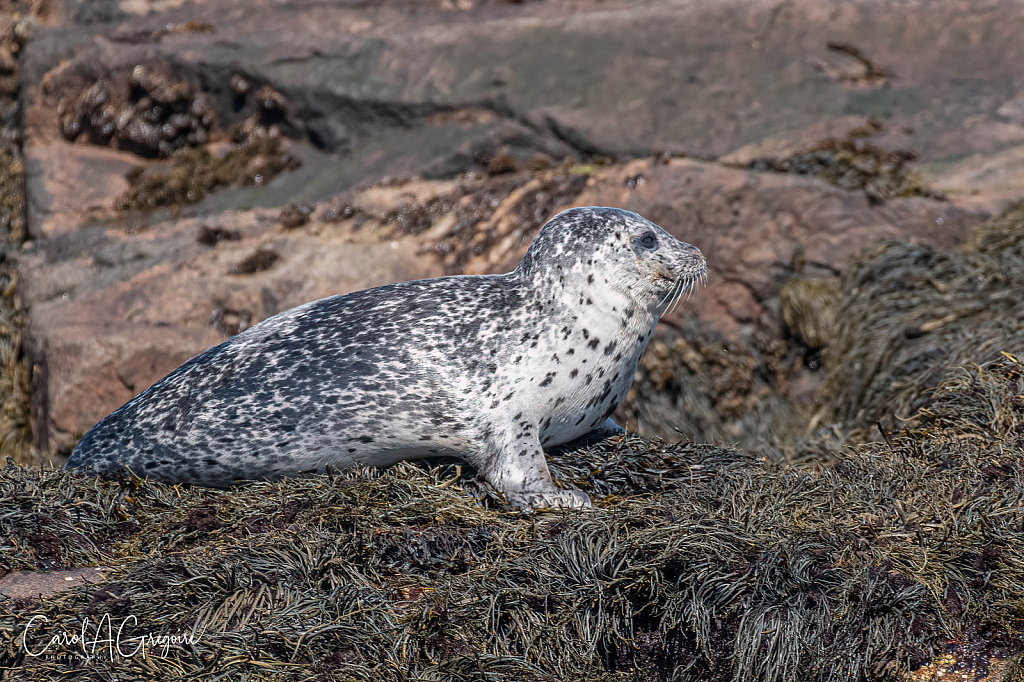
(22, 143, 135, 239)
(588, 159, 985, 337)
(930, 143, 1024, 214)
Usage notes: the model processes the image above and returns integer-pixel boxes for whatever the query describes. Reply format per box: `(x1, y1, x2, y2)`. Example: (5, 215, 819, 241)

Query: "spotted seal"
(66, 207, 707, 509)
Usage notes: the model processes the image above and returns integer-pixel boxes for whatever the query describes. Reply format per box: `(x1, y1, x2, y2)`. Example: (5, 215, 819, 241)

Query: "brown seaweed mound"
(2, 355, 1022, 680)
(57, 64, 216, 159)
(616, 325, 805, 456)
(624, 203, 1024, 466)
(49, 64, 302, 210)
(0, 5, 31, 466)
(114, 124, 301, 211)
(744, 118, 942, 204)
(813, 203, 1024, 445)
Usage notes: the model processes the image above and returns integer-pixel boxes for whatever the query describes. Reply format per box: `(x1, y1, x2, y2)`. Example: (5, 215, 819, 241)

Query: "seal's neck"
(510, 261, 661, 337)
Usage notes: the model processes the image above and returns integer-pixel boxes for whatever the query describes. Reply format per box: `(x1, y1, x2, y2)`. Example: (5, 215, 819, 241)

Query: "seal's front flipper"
(547, 418, 625, 456)
(585, 418, 625, 439)
(475, 426, 591, 512)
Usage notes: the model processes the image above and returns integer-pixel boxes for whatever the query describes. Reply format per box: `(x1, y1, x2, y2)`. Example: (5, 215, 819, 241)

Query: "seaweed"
(743, 119, 942, 204)
(379, 169, 588, 274)
(278, 202, 313, 230)
(0, 5, 34, 466)
(779, 278, 840, 350)
(57, 64, 216, 159)
(114, 128, 301, 211)
(1, 354, 1021, 679)
(229, 247, 280, 275)
(196, 224, 241, 246)
(812, 203, 1024, 445)
(617, 322, 807, 459)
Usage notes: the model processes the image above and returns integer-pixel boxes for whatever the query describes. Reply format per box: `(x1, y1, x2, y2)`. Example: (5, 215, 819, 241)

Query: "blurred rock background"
(1, 0, 1023, 463)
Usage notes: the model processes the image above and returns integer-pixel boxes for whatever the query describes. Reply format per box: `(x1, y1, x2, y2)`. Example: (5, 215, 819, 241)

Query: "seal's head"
(516, 206, 707, 315)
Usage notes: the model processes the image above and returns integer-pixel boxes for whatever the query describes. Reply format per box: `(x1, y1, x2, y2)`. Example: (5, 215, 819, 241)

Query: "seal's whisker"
(669, 277, 684, 309)
(657, 277, 681, 311)
(681, 278, 694, 307)
(671, 283, 684, 314)
(669, 278, 685, 314)
(656, 280, 673, 315)
(668, 278, 689, 315)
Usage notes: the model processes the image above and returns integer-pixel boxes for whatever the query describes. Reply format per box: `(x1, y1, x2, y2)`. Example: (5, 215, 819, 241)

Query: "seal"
(65, 206, 707, 510)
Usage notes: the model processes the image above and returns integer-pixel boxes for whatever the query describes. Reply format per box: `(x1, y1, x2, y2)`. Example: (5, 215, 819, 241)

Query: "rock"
(996, 93, 1024, 126)
(20, 0, 1024, 218)
(22, 142, 135, 239)
(719, 116, 915, 167)
(21, 155, 991, 456)
(0, 567, 113, 600)
(929, 144, 1024, 214)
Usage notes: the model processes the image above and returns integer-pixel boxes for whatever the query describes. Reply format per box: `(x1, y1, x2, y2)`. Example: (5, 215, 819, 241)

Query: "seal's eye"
(637, 232, 658, 250)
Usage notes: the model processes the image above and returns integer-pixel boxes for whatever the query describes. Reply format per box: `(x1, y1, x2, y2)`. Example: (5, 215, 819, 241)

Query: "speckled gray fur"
(66, 207, 707, 510)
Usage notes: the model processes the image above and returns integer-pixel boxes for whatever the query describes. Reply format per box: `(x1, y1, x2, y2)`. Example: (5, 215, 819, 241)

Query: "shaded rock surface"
(20, 0, 1024, 209)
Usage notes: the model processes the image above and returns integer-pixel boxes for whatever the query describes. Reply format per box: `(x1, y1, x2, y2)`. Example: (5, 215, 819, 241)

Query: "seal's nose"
(680, 242, 706, 265)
